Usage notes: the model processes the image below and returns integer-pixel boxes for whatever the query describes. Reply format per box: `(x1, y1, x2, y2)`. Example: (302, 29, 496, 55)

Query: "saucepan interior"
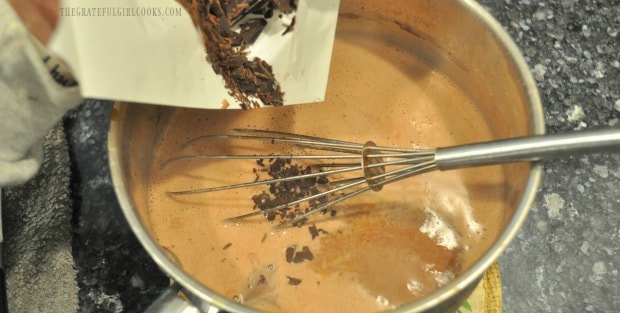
(108, 0, 543, 312)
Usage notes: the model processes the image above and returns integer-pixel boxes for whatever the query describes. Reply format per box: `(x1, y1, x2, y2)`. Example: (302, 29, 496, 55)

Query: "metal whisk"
(164, 128, 620, 225)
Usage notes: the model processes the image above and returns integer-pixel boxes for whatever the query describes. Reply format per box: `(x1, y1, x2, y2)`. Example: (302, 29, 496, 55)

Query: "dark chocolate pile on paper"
(178, 0, 298, 109)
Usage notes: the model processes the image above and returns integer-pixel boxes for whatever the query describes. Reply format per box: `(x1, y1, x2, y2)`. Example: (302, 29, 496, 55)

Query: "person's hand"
(7, 0, 60, 44)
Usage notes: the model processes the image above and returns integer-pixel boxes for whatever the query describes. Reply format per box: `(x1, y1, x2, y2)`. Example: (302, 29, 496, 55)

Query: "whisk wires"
(163, 129, 437, 226)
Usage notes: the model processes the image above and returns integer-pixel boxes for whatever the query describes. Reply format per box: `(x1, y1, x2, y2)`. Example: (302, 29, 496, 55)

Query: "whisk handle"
(434, 128, 620, 170)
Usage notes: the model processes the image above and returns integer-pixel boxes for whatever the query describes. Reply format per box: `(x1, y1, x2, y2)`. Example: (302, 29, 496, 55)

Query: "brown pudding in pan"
(146, 16, 506, 313)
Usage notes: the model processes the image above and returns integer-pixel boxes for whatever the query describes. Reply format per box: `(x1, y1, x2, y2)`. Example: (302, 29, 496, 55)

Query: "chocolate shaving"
(309, 225, 320, 240)
(239, 18, 268, 44)
(308, 224, 327, 240)
(286, 276, 302, 286)
(292, 251, 306, 263)
(263, 8, 274, 19)
(282, 16, 296, 36)
(227, 0, 267, 25)
(285, 245, 296, 263)
(257, 274, 267, 286)
(251, 157, 333, 224)
(221, 99, 230, 109)
(177, 0, 294, 109)
(223, 242, 233, 250)
(301, 246, 314, 260)
(274, 0, 295, 14)
(286, 245, 314, 263)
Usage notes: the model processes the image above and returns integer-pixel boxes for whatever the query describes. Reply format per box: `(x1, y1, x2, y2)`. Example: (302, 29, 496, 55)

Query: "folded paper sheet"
(50, 0, 339, 109)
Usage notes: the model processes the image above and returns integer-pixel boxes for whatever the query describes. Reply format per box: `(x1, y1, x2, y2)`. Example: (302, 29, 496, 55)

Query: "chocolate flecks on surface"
(292, 252, 306, 263)
(309, 225, 320, 240)
(308, 224, 328, 240)
(251, 157, 333, 224)
(300, 246, 314, 261)
(223, 242, 233, 250)
(285, 245, 314, 263)
(285, 245, 296, 263)
(257, 274, 267, 286)
(176, 0, 298, 109)
(286, 276, 302, 286)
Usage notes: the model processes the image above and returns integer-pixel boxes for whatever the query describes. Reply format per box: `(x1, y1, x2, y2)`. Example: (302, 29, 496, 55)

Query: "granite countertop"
(65, 1, 619, 312)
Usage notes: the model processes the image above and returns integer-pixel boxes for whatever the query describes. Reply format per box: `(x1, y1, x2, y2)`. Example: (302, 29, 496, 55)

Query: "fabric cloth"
(0, 1, 82, 312)
(0, 0, 82, 186)
(2, 122, 79, 313)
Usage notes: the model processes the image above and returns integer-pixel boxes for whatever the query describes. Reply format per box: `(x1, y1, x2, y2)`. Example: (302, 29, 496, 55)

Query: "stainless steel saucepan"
(108, 0, 545, 312)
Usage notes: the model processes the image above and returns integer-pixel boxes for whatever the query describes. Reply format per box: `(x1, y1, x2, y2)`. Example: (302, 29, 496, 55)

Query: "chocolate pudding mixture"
(148, 18, 506, 312)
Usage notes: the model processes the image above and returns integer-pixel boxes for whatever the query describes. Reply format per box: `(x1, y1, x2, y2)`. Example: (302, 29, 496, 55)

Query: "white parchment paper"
(50, 0, 339, 109)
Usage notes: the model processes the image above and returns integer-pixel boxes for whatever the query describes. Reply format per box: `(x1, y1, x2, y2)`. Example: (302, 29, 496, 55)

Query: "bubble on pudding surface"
(375, 295, 391, 308)
(419, 208, 459, 250)
(406, 279, 423, 294)
(429, 270, 455, 287)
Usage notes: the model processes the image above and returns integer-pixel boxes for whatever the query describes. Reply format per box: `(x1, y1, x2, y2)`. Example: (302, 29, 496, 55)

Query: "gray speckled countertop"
(63, 0, 618, 312)
(477, 0, 619, 312)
